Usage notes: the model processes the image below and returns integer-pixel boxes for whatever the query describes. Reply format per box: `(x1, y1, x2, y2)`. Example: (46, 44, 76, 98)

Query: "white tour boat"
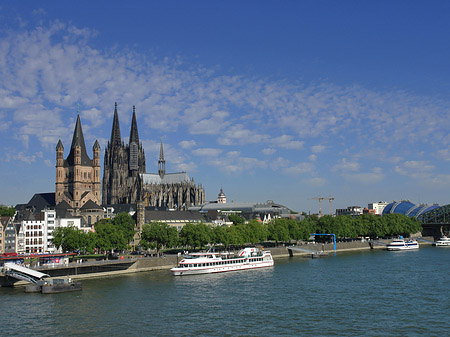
(171, 247, 274, 276)
(433, 236, 450, 247)
(386, 237, 419, 251)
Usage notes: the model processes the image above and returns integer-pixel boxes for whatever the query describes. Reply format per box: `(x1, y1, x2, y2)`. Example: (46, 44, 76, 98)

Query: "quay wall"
(1, 238, 435, 286)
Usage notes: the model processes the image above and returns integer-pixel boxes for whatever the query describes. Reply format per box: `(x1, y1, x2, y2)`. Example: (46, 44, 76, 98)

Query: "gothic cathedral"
(102, 103, 205, 209)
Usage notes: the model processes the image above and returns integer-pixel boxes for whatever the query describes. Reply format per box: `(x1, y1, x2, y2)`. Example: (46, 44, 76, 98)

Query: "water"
(1, 247, 450, 336)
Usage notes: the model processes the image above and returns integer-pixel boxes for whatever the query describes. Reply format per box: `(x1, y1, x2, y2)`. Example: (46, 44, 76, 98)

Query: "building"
(102, 103, 146, 205)
(368, 201, 389, 215)
(143, 210, 205, 231)
(217, 188, 226, 204)
(55, 114, 101, 209)
(190, 200, 294, 223)
(335, 206, 363, 217)
(102, 103, 205, 210)
(382, 200, 439, 217)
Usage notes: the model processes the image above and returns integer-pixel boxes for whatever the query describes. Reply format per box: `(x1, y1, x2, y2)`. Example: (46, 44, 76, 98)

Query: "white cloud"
(437, 149, 450, 161)
(192, 148, 223, 157)
(283, 162, 314, 175)
(179, 140, 196, 149)
(13, 152, 38, 164)
(262, 148, 276, 155)
(332, 158, 360, 172)
(272, 135, 304, 150)
(311, 145, 326, 153)
(344, 167, 385, 185)
(395, 161, 435, 179)
(303, 177, 326, 187)
(270, 156, 291, 171)
(218, 124, 267, 146)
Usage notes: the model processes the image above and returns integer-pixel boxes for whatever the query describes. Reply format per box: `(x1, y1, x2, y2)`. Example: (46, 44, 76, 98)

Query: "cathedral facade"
(102, 103, 205, 209)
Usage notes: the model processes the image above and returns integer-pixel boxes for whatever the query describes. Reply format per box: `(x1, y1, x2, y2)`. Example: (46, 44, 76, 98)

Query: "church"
(102, 103, 205, 209)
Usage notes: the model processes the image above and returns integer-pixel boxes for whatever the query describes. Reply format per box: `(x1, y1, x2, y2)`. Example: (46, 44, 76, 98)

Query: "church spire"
(111, 102, 121, 147)
(129, 105, 139, 145)
(66, 114, 91, 166)
(158, 138, 165, 179)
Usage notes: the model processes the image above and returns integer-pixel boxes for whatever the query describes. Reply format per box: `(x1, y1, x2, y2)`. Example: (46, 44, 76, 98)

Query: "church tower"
(55, 115, 100, 208)
(102, 103, 146, 205)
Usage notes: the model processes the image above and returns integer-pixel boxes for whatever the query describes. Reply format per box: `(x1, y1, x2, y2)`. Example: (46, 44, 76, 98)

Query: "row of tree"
(53, 212, 422, 253)
(141, 213, 421, 250)
(52, 213, 135, 253)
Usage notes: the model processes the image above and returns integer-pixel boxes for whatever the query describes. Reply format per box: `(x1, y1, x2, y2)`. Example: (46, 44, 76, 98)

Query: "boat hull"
(171, 261, 274, 276)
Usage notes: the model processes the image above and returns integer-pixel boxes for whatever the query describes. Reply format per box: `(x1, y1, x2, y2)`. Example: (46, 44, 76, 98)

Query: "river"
(1, 246, 449, 336)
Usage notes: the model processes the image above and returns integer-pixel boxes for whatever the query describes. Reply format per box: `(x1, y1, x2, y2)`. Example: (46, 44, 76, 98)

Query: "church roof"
(141, 172, 191, 185)
(56, 200, 72, 210)
(65, 115, 93, 166)
(80, 200, 103, 210)
(16, 192, 55, 212)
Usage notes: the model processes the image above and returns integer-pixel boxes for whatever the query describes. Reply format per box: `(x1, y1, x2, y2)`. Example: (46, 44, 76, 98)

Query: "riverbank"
(2, 237, 434, 286)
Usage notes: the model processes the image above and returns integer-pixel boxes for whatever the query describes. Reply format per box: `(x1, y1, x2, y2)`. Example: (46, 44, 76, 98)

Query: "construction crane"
(309, 197, 325, 217)
(327, 196, 335, 216)
(309, 196, 335, 217)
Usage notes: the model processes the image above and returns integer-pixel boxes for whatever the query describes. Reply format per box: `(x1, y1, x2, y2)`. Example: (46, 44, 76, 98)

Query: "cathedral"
(102, 103, 205, 209)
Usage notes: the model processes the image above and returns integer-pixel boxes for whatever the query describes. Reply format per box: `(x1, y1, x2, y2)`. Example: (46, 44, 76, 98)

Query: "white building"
(368, 202, 389, 215)
(15, 208, 83, 254)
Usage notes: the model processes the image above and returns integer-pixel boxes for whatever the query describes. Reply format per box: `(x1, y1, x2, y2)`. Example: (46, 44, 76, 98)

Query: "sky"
(0, 1, 449, 213)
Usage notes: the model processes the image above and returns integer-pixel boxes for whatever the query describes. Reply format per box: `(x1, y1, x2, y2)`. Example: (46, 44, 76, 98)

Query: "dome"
(382, 201, 440, 218)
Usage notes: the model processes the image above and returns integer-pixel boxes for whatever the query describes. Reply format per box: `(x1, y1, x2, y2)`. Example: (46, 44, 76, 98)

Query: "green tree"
(0, 205, 15, 217)
(247, 220, 268, 244)
(212, 225, 232, 247)
(180, 223, 212, 249)
(52, 226, 84, 252)
(228, 213, 245, 226)
(95, 220, 127, 252)
(112, 212, 136, 245)
(140, 222, 178, 251)
(268, 218, 290, 244)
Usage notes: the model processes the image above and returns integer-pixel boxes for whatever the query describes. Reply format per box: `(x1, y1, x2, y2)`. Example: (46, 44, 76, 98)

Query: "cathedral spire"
(129, 105, 139, 145)
(111, 102, 121, 147)
(158, 138, 165, 179)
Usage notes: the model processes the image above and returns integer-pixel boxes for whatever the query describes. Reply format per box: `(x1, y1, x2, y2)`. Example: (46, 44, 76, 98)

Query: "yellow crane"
(310, 196, 335, 217)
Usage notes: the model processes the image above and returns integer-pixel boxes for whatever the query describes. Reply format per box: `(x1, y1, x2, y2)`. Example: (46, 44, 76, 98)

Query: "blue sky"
(0, 1, 449, 213)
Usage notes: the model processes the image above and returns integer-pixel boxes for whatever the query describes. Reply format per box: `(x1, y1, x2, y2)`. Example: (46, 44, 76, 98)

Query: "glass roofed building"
(382, 201, 440, 218)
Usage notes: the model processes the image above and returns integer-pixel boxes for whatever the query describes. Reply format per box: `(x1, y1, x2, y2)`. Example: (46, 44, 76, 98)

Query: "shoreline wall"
(2, 238, 435, 286)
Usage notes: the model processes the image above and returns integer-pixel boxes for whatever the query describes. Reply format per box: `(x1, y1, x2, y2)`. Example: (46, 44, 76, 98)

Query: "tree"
(112, 212, 136, 245)
(95, 220, 127, 252)
(228, 213, 245, 226)
(268, 218, 290, 244)
(180, 223, 212, 249)
(52, 226, 84, 252)
(140, 222, 178, 251)
(0, 205, 15, 217)
(212, 225, 232, 247)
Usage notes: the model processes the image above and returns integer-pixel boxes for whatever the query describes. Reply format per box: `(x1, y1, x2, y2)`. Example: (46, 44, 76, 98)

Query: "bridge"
(2, 263, 49, 285)
(420, 204, 450, 238)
